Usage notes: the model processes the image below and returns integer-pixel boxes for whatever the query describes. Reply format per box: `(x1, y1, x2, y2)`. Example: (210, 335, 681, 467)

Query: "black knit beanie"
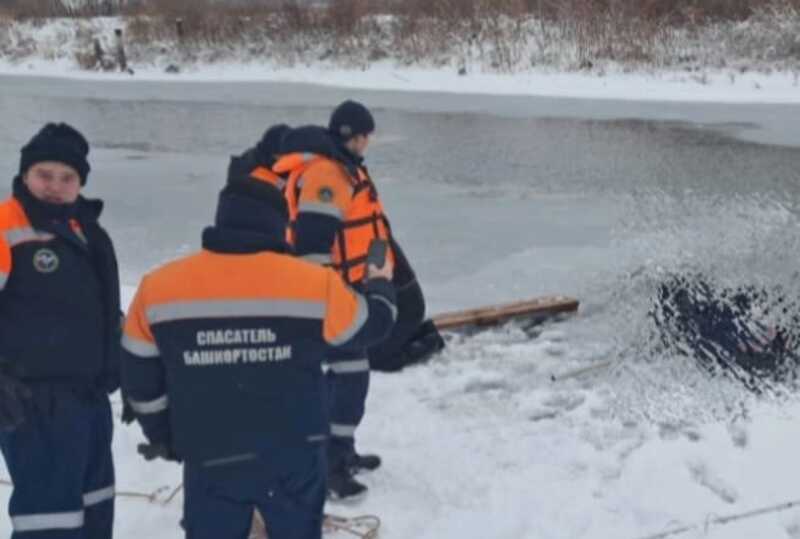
(19, 123, 91, 185)
(216, 177, 289, 232)
(255, 124, 290, 163)
(329, 101, 375, 141)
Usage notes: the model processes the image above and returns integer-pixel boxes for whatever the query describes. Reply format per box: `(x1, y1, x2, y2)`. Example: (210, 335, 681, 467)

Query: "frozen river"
(2, 76, 799, 302)
(1, 75, 800, 539)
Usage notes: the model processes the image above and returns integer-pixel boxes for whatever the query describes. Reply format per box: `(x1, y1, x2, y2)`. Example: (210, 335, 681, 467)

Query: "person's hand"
(366, 257, 394, 282)
(121, 399, 136, 425)
(137, 442, 180, 462)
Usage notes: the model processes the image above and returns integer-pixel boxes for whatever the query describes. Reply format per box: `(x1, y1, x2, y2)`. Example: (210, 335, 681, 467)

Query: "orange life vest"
(274, 153, 394, 284)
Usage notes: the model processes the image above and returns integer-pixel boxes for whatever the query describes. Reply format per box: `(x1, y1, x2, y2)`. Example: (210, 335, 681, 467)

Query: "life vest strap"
(340, 213, 384, 230)
(332, 255, 368, 271)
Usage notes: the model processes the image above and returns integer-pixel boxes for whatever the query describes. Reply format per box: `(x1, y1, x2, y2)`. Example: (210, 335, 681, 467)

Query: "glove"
(137, 442, 180, 463)
(121, 399, 136, 425)
(119, 388, 136, 425)
(0, 362, 32, 432)
(371, 319, 445, 373)
(402, 319, 445, 363)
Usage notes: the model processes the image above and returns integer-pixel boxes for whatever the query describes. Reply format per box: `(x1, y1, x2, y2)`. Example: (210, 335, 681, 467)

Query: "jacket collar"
(12, 175, 103, 229)
(201, 226, 291, 255)
(278, 125, 362, 176)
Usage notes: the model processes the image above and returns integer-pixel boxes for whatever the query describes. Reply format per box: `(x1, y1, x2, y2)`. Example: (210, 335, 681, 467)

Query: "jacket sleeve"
(323, 270, 397, 351)
(293, 163, 352, 265)
(101, 231, 123, 394)
(120, 277, 171, 445)
(366, 239, 428, 368)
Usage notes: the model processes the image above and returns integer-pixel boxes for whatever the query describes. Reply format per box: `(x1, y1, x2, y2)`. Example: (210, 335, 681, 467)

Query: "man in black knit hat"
(0, 123, 122, 538)
(274, 101, 443, 500)
(121, 177, 396, 538)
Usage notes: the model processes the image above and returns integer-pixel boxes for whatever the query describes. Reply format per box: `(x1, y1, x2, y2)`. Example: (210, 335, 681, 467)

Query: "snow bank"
(2, 57, 800, 104)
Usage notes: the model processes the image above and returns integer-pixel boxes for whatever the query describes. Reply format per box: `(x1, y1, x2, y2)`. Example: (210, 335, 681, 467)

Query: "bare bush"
(3, 0, 800, 74)
(3, 0, 127, 18)
(711, 1, 800, 65)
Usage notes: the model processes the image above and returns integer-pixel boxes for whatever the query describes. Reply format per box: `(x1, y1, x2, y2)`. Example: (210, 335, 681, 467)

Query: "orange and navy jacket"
(0, 177, 121, 389)
(120, 220, 397, 464)
(274, 126, 395, 284)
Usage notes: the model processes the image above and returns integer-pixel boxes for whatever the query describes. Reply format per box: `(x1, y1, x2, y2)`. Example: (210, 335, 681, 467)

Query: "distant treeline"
(1, 0, 799, 73)
(2, 0, 800, 23)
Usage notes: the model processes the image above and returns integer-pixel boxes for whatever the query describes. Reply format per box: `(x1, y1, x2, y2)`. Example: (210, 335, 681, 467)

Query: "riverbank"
(1, 9, 799, 104)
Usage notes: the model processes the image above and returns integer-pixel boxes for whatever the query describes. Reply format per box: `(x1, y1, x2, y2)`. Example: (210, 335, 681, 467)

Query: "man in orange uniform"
(121, 177, 396, 538)
(274, 101, 441, 500)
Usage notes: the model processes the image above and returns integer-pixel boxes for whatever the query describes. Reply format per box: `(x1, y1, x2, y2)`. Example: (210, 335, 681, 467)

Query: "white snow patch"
(2, 58, 800, 104)
(2, 322, 799, 539)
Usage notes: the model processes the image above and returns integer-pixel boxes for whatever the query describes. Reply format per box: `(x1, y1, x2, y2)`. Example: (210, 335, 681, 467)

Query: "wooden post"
(114, 28, 128, 72)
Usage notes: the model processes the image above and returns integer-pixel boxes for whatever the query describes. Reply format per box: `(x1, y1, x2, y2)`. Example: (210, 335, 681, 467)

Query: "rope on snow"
(2, 477, 178, 505)
(5, 477, 380, 537)
(323, 514, 381, 538)
(636, 499, 800, 539)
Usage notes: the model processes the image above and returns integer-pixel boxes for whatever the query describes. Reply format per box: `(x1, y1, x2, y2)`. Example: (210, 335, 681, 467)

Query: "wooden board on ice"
(432, 295, 579, 331)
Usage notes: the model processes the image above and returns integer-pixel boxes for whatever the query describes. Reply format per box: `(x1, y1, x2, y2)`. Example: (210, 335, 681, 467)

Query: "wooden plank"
(432, 296, 579, 331)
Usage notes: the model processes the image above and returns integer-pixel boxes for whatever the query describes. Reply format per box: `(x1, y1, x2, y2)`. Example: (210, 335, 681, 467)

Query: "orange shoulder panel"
(140, 250, 333, 307)
(0, 239, 10, 279)
(0, 230, 9, 280)
(249, 166, 282, 188)
(273, 153, 310, 175)
(0, 197, 31, 277)
(0, 197, 31, 230)
(297, 160, 353, 216)
(123, 277, 157, 345)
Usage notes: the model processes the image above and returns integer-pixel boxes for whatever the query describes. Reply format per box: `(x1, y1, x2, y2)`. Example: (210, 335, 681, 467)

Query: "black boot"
(347, 452, 382, 474)
(327, 465, 368, 502)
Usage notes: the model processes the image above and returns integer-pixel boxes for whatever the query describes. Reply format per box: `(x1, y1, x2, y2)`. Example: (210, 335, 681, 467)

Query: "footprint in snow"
(542, 392, 586, 412)
(463, 378, 509, 393)
(687, 461, 739, 504)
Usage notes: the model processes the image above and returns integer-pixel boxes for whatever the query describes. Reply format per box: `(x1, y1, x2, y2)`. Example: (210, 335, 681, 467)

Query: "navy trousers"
(183, 445, 326, 539)
(326, 350, 370, 471)
(327, 243, 426, 469)
(0, 386, 115, 539)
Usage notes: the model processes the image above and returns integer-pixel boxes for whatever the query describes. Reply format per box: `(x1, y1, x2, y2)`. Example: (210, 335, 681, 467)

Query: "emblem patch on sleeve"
(318, 187, 334, 203)
(33, 248, 59, 273)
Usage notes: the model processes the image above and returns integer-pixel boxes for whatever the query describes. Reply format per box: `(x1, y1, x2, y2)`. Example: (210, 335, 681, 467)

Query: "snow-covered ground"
(7, 303, 800, 539)
(2, 56, 800, 104)
(6, 288, 800, 539)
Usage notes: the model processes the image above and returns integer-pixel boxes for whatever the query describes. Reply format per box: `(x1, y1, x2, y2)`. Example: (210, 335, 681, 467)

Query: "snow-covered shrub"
(3, 0, 800, 75)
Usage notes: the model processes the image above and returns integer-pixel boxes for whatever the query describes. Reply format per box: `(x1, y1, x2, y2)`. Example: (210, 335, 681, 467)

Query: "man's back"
(122, 174, 396, 538)
(124, 247, 389, 463)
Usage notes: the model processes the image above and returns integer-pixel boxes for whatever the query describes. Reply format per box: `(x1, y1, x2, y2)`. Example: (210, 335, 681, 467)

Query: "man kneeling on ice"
(120, 178, 397, 539)
(651, 273, 799, 391)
